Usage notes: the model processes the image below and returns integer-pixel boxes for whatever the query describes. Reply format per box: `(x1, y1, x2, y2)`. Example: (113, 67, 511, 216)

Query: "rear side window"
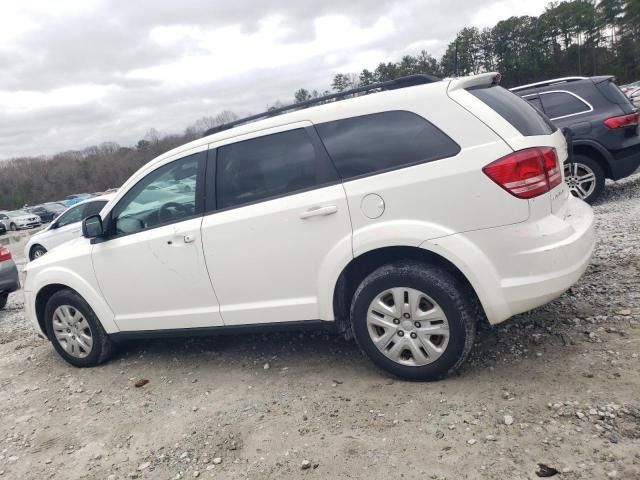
(539, 92, 591, 119)
(469, 86, 556, 136)
(315, 111, 460, 180)
(217, 128, 337, 209)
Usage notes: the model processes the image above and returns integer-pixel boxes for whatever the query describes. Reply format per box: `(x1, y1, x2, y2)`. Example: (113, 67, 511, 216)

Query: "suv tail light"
(483, 147, 561, 199)
(603, 112, 639, 129)
(0, 247, 11, 262)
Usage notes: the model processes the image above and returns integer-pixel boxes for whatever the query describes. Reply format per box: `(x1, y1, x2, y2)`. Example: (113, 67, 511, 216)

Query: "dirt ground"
(1, 176, 639, 480)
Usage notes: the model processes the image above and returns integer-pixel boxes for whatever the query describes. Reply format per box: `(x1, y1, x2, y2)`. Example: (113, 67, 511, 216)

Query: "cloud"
(0, 0, 549, 159)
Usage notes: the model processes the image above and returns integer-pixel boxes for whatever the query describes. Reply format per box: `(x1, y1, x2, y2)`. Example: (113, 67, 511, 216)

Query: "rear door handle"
(184, 234, 195, 243)
(299, 205, 338, 219)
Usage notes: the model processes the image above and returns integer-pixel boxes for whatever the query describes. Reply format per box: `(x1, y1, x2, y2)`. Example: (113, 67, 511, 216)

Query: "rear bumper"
(610, 143, 640, 180)
(425, 196, 595, 324)
(0, 262, 20, 294)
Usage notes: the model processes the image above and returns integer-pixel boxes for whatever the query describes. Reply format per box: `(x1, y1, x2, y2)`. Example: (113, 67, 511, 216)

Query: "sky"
(0, 0, 550, 160)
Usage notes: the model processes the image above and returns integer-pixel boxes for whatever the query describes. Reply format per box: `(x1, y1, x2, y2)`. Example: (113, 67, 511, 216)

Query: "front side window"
(56, 205, 84, 228)
(540, 92, 591, 119)
(315, 111, 461, 180)
(216, 128, 335, 209)
(112, 152, 202, 235)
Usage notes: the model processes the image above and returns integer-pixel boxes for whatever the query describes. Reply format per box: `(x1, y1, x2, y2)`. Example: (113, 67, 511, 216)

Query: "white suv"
(23, 73, 595, 380)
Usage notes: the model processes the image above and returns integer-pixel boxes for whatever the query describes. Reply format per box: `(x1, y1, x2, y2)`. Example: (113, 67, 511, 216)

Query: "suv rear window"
(316, 111, 460, 180)
(469, 86, 557, 136)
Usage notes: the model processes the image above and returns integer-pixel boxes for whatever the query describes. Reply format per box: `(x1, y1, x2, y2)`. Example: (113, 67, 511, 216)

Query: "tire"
(350, 262, 477, 381)
(0, 293, 7, 310)
(9, 223, 17, 231)
(564, 154, 605, 204)
(44, 289, 114, 367)
(29, 244, 48, 261)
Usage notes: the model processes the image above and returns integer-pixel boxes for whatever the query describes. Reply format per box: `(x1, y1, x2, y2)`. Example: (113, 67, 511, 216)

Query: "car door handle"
(299, 205, 338, 219)
(184, 234, 195, 243)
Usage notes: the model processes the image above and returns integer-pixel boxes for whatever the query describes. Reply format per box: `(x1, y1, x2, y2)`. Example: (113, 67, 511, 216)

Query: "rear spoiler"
(447, 72, 501, 93)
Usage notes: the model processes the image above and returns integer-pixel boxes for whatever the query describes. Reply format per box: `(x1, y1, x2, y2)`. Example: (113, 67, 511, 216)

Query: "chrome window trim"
(522, 90, 593, 121)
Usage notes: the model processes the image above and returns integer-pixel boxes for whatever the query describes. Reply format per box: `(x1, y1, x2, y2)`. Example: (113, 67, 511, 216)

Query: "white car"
(0, 210, 41, 231)
(24, 195, 113, 261)
(23, 73, 595, 380)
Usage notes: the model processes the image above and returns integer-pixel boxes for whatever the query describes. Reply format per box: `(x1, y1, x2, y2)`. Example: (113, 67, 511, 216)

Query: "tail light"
(603, 112, 639, 129)
(0, 247, 11, 262)
(483, 147, 561, 199)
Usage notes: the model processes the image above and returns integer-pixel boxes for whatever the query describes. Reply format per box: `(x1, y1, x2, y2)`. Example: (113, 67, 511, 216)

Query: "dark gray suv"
(511, 76, 640, 203)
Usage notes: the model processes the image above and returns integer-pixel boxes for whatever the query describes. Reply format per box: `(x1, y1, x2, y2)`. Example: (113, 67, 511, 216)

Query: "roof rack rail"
(203, 73, 440, 137)
(509, 77, 588, 92)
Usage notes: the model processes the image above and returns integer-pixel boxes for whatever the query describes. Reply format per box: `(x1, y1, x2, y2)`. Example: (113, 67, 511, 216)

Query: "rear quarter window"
(539, 91, 591, 119)
(470, 86, 557, 136)
(315, 111, 460, 180)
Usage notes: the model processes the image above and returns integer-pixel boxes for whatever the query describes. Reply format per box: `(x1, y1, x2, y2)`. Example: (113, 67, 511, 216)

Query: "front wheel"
(350, 262, 477, 381)
(9, 223, 17, 231)
(44, 289, 114, 367)
(564, 154, 605, 204)
(29, 245, 47, 261)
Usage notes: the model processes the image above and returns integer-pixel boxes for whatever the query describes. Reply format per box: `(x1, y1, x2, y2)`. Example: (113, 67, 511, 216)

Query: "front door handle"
(299, 205, 338, 219)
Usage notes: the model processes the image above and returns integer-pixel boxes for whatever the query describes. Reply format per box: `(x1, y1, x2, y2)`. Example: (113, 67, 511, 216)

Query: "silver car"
(0, 210, 41, 231)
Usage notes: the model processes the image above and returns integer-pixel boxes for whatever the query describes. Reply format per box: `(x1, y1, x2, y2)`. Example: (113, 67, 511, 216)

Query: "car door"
(200, 123, 353, 325)
(48, 203, 86, 249)
(91, 148, 224, 332)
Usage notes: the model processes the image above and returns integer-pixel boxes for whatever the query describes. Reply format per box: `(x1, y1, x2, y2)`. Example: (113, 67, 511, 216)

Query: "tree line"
(1, 0, 638, 210)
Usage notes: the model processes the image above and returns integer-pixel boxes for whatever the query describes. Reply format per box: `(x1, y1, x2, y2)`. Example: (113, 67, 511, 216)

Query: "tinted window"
(316, 111, 460, 180)
(217, 128, 335, 209)
(112, 153, 201, 235)
(470, 86, 556, 136)
(525, 96, 543, 111)
(56, 204, 84, 228)
(83, 200, 107, 218)
(540, 92, 591, 119)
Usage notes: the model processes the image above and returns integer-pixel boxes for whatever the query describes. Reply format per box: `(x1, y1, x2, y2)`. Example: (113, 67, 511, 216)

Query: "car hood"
(11, 215, 38, 221)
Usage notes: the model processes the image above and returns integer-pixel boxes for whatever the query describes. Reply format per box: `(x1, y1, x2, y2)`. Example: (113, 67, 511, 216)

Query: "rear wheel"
(29, 245, 47, 260)
(564, 154, 605, 204)
(350, 262, 477, 381)
(0, 293, 7, 310)
(44, 289, 114, 367)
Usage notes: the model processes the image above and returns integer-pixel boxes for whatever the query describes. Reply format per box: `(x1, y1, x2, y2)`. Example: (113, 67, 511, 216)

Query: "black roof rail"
(203, 74, 440, 137)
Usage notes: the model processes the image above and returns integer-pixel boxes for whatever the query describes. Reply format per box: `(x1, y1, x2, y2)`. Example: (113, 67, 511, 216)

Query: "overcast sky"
(0, 0, 550, 160)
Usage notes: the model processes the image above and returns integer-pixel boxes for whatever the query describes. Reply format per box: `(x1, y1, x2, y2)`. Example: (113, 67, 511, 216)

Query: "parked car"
(0, 210, 41, 231)
(23, 73, 595, 380)
(63, 193, 94, 207)
(511, 76, 640, 203)
(27, 203, 67, 223)
(627, 87, 640, 109)
(25, 195, 113, 261)
(620, 80, 640, 94)
(0, 246, 19, 310)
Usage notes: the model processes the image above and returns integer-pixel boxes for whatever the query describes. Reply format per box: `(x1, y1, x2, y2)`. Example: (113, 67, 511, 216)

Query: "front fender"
(29, 266, 118, 334)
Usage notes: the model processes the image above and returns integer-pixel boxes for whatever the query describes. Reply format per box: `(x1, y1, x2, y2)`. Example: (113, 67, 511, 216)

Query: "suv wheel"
(44, 289, 114, 367)
(350, 262, 477, 381)
(0, 293, 7, 310)
(564, 154, 605, 204)
(29, 245, 47, 260)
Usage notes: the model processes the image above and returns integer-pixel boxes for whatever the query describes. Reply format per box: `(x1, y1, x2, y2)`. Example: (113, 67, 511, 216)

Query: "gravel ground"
(1, 176, 639, 480)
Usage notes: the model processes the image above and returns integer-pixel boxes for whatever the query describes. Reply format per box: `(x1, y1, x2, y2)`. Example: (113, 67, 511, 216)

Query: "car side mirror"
(82, 215, 104, 239)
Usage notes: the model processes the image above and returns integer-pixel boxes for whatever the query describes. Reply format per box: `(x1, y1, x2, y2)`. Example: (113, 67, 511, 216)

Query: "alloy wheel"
(52, 305, 94, 358)
(366, 287, 450, 366)
(564, 162, 596, 200)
